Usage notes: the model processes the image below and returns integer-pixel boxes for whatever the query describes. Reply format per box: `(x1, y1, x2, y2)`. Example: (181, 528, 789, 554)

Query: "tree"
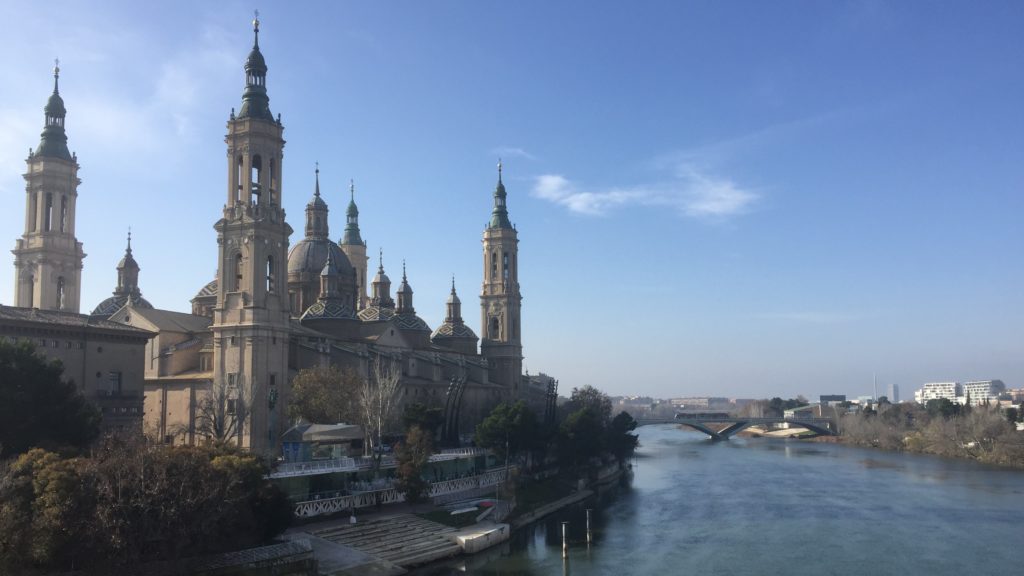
(0, 439, 292, 573)
(563, 385, 612, 424)
(358, 354, 403, 470)
(395, 425, 433, 503)
(402, 402, 444, 440)
(194, 375, 254, 445)
(607, 411, 640, 463)
(475, 401, 541, 465)
(558, 407, 605, 469)
(288, 365, 362, 424)
(925, 398, 959, 419)
(0, 340, 100, 459)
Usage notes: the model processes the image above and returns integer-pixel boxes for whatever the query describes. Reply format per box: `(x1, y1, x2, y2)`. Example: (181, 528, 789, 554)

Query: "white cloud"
(491, 146, 537, 161)
(531, 163, 758, 220)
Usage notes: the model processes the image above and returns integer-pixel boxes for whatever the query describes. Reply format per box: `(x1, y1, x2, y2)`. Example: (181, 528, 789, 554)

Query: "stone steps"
(313, 514, 462, 568)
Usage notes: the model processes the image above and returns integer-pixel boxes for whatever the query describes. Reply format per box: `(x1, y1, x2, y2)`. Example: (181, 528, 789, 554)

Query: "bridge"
(637, 416, 836, 441)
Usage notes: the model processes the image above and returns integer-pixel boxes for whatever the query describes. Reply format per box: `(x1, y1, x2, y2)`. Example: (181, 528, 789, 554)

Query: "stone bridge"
(637, 416, 836, 441)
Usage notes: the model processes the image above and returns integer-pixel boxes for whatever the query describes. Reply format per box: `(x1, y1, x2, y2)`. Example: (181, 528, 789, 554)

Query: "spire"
(116, 227, 140, 296)
(489, 158, 512, 229)
(445, 276, 463, 323)
(35, 60, 72, 160)
(304, 164, 329, 238)
(370, 248, 394, 308)
(342, 179, 363, 246)
(237, 11, 273, 121)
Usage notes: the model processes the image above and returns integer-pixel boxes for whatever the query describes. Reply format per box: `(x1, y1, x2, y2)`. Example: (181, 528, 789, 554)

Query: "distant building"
(887, 384, 900, 403)
(819, 394, 846, 405)
(961, 380, 1005, 406)
(0, 304, 152, 432)
(913, 380, 1005, 406)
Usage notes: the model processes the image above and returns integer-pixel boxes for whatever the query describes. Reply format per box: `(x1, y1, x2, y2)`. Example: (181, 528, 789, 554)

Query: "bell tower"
(12, 61, 85, 312)
(480, 161, 522, 392)
(211, 15, 292, 453)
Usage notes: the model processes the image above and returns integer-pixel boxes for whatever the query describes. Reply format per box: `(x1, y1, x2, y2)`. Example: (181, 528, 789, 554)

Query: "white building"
(914, 382, 961, 404)
(961, 380, 1005, 406)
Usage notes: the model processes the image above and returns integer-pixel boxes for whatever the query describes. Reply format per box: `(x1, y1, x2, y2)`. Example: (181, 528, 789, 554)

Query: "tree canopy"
(475, 401, 541, 463)
(287, 364, 362, 425)
(0, 340, 100, 459)
(0, 438, 292, 573)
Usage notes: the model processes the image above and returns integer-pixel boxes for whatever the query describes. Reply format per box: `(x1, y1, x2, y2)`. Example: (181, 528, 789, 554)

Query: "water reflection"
(413, 425, 1024, 575)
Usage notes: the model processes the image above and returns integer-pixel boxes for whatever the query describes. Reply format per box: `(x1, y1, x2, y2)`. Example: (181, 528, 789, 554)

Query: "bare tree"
(358, 352, 403, 473)
(194, 375, 254, 445)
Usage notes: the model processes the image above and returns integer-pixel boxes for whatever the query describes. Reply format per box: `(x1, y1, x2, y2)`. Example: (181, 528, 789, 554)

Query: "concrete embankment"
(510, 489, 595, 530)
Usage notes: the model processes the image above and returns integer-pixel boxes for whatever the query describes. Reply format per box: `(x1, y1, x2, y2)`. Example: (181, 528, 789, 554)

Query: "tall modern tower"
(480, 161, 522, 393)
(211, 16, 292, 452)
(12, 62, 85, 312)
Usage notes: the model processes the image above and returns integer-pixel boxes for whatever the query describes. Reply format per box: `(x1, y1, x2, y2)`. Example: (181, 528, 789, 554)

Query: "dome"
(91, 293, 153, 318)
(245, 47, 267, 73)
(118, 252, 139, 270)
(394, 312, 431, 332)
(45, 92, 66, 118)
(194, 279, 218, 299)
(431, 322, 478, 341)
(288, 238, 353, 276)
(358, 306, 395, 322)
(301, 299, 357, 321)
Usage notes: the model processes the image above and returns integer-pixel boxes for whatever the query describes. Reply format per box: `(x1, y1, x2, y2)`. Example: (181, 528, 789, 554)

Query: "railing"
(292, 467, 508, 519)
(271, 447, 488, 479)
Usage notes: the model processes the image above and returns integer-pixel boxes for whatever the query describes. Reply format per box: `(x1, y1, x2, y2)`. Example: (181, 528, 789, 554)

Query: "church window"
(108, 371, 122, 396)
(60, 196, 67, 233)
(56, 276, 65, 310)
(503, 252, 509, 279)
(232, 253, 243, 291)
(268, 159, 276, 204)
(266, 256, 275, 292)
(236, 156, 244, 202)
(490, 252, 497, 280)
(26, 275, 34, 308)
(251, 155, 263, 205)
(489, 317, 500, 340)
(29, 194, 37, 232)
(44, 193, 53, 231)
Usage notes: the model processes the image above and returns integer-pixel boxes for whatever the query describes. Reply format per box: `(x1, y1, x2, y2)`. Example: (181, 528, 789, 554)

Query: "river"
(413, 424, 1024, 575)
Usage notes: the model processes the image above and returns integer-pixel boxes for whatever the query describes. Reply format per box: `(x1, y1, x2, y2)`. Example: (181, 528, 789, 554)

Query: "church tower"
(340, 180, 368, 310)
(480, 161, 522, 392)
(211, 16, 291, 453)
(12, 62, 85, 312)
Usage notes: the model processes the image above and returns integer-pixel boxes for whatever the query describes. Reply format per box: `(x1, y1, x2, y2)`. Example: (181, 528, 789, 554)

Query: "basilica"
(7, 19, 538, 454)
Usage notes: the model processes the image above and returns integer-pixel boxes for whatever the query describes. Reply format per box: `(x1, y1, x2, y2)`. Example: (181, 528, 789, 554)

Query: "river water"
(414, 424, 1024, 575)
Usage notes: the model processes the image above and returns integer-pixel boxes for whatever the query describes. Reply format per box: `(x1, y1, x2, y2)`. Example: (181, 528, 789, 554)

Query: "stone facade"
(0, 305, 151, 431)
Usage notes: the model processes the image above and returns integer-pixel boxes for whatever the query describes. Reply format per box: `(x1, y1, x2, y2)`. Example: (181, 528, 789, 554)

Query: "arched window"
(503, 252, 509, 280)
(268, 158, 276, 205)
(236, 156, 244, 202)
(266, 256, 274, 292)
(60, 196, 68, 233)
(251, 155, 263, 205)
(29, 194, 37, 232)
(232, 253, 243, 291)
(489, 317, 500, 340)
(490, 252, 497, 280)
(44, 193, 53, 231)
(56, 276, 65, 310)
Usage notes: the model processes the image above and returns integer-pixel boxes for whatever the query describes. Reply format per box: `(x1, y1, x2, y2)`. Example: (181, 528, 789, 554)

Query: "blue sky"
(1, 1, 1021, 400)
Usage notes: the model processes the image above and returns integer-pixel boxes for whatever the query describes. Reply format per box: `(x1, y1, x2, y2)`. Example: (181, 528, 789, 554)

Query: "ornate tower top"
(35, 59, 72, 160)
(489, 158, 512, 229)
(342, 179, 364, 246)
(238, 11, 273, 121)
(304, 164, 329, 238)
(396, 260, 415, 314)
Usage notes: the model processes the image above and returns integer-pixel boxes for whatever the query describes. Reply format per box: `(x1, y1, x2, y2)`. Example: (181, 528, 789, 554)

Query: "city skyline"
(0, 1, 1020, 399)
